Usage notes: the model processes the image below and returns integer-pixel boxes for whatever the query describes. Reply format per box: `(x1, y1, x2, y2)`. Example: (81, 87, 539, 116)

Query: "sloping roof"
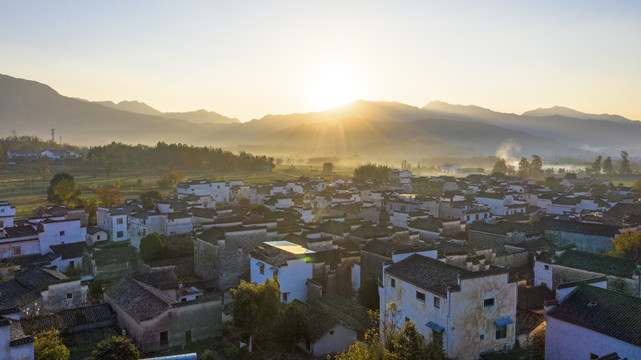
(538, 218, 620, 237)
(540, 250, 640, 279)
(361, 239, 432, 258)
(132, 269, 179, 291)
(547, 285, 641, 346)
(104, 277, 171, 323)
(408, 218, 440, 232)
(50, 242, 89, 260)
(292, 300, 343, 342)
(517, 285, 555, 311)
(385, 254, 471, 297)
(21, 303, 114, 335)
(516, 308, 544, 336)
(14, 266, 69, 292)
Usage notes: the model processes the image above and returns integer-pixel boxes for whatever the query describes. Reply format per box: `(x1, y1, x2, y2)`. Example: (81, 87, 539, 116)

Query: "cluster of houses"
(1, 170, 641, 359)
(6, 149, 82, 161)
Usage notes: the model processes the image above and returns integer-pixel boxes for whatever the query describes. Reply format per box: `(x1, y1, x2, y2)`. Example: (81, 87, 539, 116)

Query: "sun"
(307, 65, 362, 110)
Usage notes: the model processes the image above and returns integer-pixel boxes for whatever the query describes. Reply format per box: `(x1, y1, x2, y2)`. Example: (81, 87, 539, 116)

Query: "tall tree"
(47, 172, 82, 206)
(591, 155, 602, 175)
(95, 187, 122, 207)
(275, 302, 311, 351)
(610, 230, 641, 260)
(491, 159, 508, 175)
(529, 155, 543, 178)
(140, 190, 162, 210)
(518, 157, 530, 178)
(602, 156, 613, 174)
(323, 162, 334, 173)
(230, 279, 280, 352)
(620, 151, 632, 174)
(139, 233, 170, 262)
(34, 330, 70, 360)
(89, 336, 140, 360)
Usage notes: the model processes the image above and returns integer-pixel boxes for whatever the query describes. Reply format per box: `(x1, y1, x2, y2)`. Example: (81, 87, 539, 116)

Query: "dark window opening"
(484, 298, 495, 307)
(495, 325, 507, 339)
(416, 291, 426, 302)
(391, 278, 396, 288)
(160, 331, 169, 345)
(434, 296, 440, 308)
(66, 293, 73, 299)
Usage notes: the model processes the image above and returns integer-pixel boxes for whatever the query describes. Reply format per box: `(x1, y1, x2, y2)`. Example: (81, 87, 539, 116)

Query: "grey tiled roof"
(538, 250, 640, 279)
(50, 242, 89, 260)
(385, 254, 470, 297)
(292, 300, 342, 342)
(516, 308, 543, 335)
(21, 303, 114, 335)
(104, 277, 171, 323)
(548, 285, 641, 346)
(132, 269, 179, 291)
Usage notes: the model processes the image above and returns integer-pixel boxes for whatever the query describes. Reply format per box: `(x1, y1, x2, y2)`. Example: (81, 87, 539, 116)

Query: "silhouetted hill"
(0, 74, 233, 146)
(96, 100, 240, 124)
(523, 106, 630, 123)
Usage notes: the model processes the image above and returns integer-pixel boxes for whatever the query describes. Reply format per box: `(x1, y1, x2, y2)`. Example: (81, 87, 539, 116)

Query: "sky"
(1, 0, 640, 121)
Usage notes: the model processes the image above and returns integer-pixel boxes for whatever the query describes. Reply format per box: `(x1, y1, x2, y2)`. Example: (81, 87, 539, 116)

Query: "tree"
(401, 160, 411, 170)
(620, 151, 632, 174)
(113, 178, 122, 188)
(275, 302, 311, 351)
(200, 350, 218, 360)
(230, 279, 280, 352)
(634, 179, 641, 192)
(34, 330, 70, 360)
(95, 187, 122, 207)
(591, 155, 602, 175)
(564, 172, 577, 179)
(358, 279, 380, 311)
(491, 159, 508, 175)
(610, 230, 641, 260)
(35, 157, 51, 182)
(334, 303, 449, 360)
(139, 233, 170, 262)
(603, 156, 613, 175)
(323, 162, 334, 173)
(157, 171, 183, 190)
(589, 183, 607, 198)
(140, 190, 162, 210)
(354, 164, 392, 182)
(47, 172, 82, 206)
(89, 336, 140, 360)
(529, 155, 543, 178)
(518, 157, 530, 178)
(79, 197, 99, 225)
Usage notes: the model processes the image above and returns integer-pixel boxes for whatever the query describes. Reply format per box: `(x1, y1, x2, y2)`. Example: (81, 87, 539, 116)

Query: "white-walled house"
(380, 254, 517, 360)
(545, 284, 641, 360)
(250, 241, 314, 303)
(97, 207, 128, 242)
(0, 201, 16, 230)
(293, 299, 357, 356)
(37, 219, 86, 255)
(0, 314, 34, 360)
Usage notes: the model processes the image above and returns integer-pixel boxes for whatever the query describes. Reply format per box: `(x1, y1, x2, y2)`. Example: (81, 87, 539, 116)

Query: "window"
(330, 330, 335, 335)
(484, 298, 495, 307)
(495, 325, 507, 339)
(260, 265, 265, 275)
(69, 261, 75, 268)
(282, 292, 288, 302)
(185, 330, 192, 344)
(59, 231, 65, 236)
(160, 331, 169, 345)
(479, 334, 485, 341)
(391, 278, 396, 288)
(416, 291, 426, 302)
(66, 293, 73, 299)
(116, 218, 124, 225)
(544, 265, 550, 270)
(96, 235, 101, 240)
(434, 296, 440, 309)
(117, 231, 124, 238)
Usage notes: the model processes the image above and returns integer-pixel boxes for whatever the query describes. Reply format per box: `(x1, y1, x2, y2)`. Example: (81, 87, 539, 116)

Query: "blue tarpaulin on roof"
(255, 261, 264, 267)
(425, 321, 444, 332)
(494, 317, 514, 326)
(269, 266, 279, 272)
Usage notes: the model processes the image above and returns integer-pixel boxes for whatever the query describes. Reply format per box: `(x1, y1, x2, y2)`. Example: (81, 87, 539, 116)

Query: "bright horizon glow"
(0, 1, 640, 121)
(307, 65, 363, 111)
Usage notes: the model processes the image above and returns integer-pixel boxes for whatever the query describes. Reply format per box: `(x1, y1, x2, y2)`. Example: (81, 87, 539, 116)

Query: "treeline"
(87, 142, 275, 170)
(354, 163, 392, 181)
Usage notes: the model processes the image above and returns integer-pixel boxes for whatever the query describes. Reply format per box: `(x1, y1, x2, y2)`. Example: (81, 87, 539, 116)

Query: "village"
(1, 166, 641, 360)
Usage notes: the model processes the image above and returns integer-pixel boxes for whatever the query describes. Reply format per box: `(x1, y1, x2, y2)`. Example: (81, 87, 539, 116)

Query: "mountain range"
(1, 73, 639, 161)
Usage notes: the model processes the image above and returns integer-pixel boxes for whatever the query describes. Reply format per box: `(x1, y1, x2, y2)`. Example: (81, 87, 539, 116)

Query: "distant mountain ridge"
(96, 100, 240, 124)
(1, 73, 639, 162)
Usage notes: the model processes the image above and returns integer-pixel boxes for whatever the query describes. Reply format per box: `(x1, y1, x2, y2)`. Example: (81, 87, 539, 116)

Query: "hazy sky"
(1, 1, 640, 121)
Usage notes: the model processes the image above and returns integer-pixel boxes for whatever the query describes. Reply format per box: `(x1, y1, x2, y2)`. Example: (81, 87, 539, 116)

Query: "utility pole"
(50, 129, 55, 142)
